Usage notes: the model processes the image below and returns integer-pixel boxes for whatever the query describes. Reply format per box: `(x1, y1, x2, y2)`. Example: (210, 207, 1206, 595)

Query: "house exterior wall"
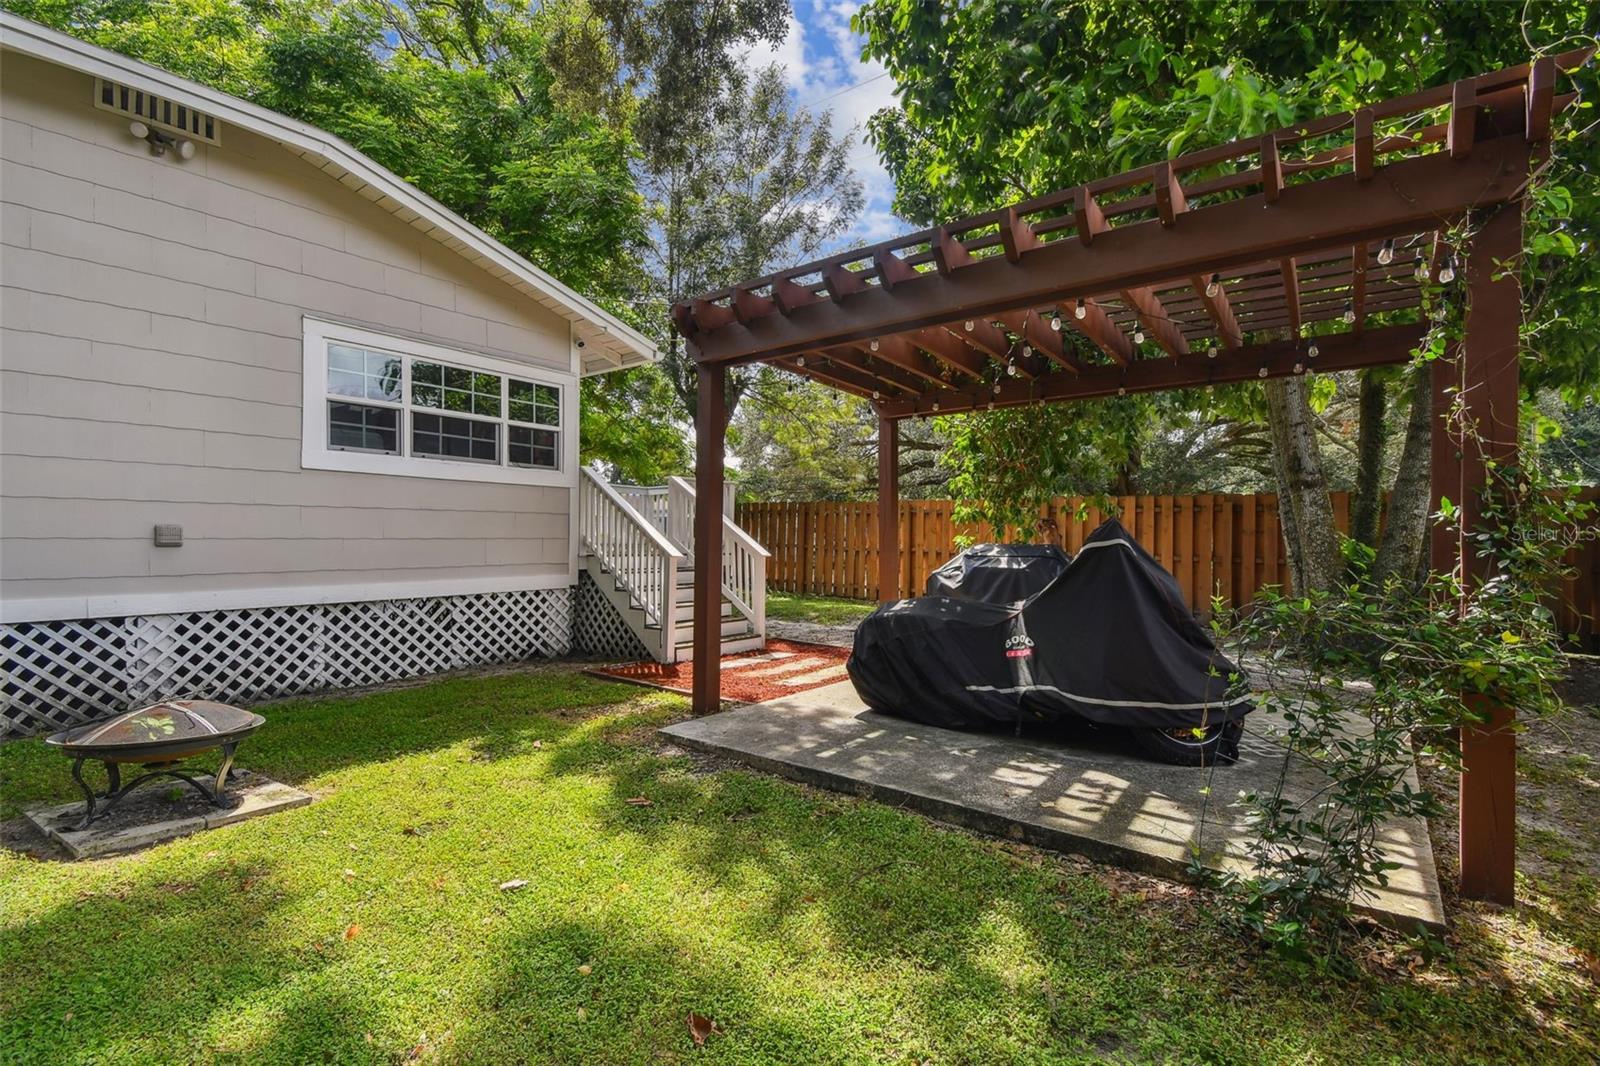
(0, 52, 581, 624)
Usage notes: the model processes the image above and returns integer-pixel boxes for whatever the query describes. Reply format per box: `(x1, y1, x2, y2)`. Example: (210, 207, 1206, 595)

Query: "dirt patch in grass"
(592, 639, 852, 703)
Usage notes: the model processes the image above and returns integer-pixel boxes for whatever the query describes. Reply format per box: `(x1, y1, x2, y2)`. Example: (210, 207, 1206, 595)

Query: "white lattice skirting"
(572, 570, 652, 662)
(2, 588, 573, 739)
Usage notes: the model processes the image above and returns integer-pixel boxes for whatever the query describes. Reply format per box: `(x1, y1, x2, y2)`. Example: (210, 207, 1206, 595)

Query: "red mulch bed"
(592, 639, 852, 704)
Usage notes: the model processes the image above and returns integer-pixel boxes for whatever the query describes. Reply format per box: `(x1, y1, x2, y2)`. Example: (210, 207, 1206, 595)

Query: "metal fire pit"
(45, 700, 265, 830)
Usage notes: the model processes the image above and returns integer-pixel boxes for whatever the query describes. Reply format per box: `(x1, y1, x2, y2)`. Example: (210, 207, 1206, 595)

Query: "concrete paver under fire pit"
(661, 680, 1445, 931)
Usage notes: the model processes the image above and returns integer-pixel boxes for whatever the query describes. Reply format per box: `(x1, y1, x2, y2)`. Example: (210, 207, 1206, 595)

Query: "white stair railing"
(579, 469, 682, 639)
(611, 484, 670, 535)
(667, 476, 769, 637)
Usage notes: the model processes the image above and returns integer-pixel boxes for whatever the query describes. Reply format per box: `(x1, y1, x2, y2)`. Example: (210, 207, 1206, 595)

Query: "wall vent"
(94, 78, 222, 146)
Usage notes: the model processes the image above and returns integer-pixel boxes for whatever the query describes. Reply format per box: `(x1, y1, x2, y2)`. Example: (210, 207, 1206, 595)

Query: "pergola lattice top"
(675, 51, 1586, 419)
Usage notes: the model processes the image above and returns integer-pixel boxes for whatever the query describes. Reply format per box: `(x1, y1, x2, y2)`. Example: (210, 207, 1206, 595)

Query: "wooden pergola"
(675, 52, 1590, 904)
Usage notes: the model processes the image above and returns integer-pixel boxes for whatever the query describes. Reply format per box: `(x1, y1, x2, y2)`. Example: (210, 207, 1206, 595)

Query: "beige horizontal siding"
(1, 53, 582, 616)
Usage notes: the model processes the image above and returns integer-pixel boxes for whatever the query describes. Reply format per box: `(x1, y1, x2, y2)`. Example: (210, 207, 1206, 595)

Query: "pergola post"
(1436, 202, 1523, 904)
(877, 415, 900, 602)
(692, 363, 727, 715)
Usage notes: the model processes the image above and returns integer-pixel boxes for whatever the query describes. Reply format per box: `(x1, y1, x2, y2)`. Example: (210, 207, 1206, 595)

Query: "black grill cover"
(847, 518, 1251, 731)
(924, 543, 1072, 603)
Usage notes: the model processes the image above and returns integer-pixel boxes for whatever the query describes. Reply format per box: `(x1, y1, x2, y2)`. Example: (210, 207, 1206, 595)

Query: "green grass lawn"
(3, 665, 1596, 1064)
(765, 592, 876, 627)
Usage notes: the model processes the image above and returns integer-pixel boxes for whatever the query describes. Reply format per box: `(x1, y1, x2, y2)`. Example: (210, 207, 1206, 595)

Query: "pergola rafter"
(677, 51, 1591, 907)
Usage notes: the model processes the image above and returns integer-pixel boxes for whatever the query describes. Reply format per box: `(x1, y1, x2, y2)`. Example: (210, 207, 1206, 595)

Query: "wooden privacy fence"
(737, 491, 1600, 643)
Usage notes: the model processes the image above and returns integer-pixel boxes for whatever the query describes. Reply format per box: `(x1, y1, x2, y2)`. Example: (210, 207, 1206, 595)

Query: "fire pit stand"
(46, 701, 266, 831)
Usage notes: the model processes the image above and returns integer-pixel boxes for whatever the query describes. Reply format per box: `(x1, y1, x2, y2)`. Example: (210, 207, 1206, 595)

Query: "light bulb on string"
(932, 400, 941, 413)
(1207, 345, 1219, 359)
(1022, 344, 1033, 358)
(1307, 342, 1320, 359)
(1258, 366, 1268, 378)
(1074, 298, 1087, 320)
(993, 381, 1002, 394)
(872, 389, 881, 400)
(869, 339, 879, 352)
(1293, 362, 1304, 375)
(1205, 273, 1221, 298)
(1007, 361, 1019, 377)
(1133, 328, 1146, 345)
(1377, 238, 1395, 266)
(795, 355, 805, 367)
(1342, 302, 1355, 324)
(1050, 313, 1062, 332)
(1438, 255, 1457, 284)
(1413, 254, 1427, 282)
(964, 320, 975, 332)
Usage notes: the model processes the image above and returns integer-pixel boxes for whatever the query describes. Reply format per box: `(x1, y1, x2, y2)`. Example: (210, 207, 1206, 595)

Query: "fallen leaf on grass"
(577, 964, 592, 976)
(1577, 949, 1600, 984)
(344, 923, 362, 941)
(531, 740, 543, 750)
(625, 796, 652, 807)
(687, 1012, 720, 1047)
(498, 879, 529, 892)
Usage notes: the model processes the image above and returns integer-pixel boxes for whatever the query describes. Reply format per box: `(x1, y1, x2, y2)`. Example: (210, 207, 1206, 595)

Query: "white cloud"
(738, 1, 913, 252)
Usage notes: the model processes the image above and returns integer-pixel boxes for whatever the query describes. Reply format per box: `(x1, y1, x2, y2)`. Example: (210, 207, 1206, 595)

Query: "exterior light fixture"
(1132, 328, 1146, 345)
(993, 381, 1002, 394)
(1050, 313, 1062, 332)
(1342, 302, 1356, 324)
(872, 389, 881, 400)
(1074, 298, 1087, 319)
(1377, 238, 1395, 265)
(130, 119, 194, 160)
(932, 400, 941, 412)
(1205, 273, 1221, 298)
(1258, 366, 1268, 378)
(1118, 385, 1126, 396)
(1007, 361, 1019, 377)
(1307, 342, 1320, 359)
(1413, 254, 1427, 282)
(869, 339, 880, 351)
(1207, 345, 1219, 359)
(1293, 362, 1304, 375)
(795, 355, 805, 367)
(963, 320, 975, 332)
(1439, 255, 1457, 284)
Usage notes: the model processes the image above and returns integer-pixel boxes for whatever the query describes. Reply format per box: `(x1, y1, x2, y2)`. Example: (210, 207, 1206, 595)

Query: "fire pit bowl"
(45, 700, 265, 830)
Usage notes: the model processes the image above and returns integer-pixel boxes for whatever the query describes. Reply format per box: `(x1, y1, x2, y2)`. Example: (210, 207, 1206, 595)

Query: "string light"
(1132, 328, 1146, 345)
(872, 389, 881, 400)
(1413, 254, 1427, 282)
(932, 400, 941, 412)
(1118, 385, 1126, 396)
(1439, 255, 1457, 284)
(1342, 302, 1355, 324)
(1307, 342, 1320, 359)
(1022, 345, 1033, 358)
(1205, 273, 1221, 298)
(1293, 362, 1304, 375)
(1258, 366, 1268, 378)
(993, 381, 1002, 394)
(1377, 238, 1395, 265)
(988, 400, 995, 411)
(963, 320, 975, 332)
(1207, 345, 1219, 359)
(1074, 297, 1087, 320)
(796, 355, 805, 367)
(869, 339, 880, 351)
(1007, 360, 1019, 377)
(1050, 312, 1062, 332)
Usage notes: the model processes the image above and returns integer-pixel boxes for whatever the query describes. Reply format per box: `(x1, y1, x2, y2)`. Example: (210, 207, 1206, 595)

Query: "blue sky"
(742, 0, 907, 251)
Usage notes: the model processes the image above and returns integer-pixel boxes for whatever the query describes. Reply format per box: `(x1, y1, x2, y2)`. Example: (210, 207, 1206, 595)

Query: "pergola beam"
(686, 139, 1528, 366)
(878, 323, 1424, 419)
(1061, 298, 1133, 365)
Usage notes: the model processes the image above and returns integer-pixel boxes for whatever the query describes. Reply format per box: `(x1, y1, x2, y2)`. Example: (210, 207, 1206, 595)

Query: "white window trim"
(301, 317, 577, 487)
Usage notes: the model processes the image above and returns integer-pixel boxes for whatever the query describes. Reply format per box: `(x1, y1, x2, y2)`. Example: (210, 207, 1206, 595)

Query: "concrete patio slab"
(661, 680, 1445, 931)
(25, 770, 312, 859)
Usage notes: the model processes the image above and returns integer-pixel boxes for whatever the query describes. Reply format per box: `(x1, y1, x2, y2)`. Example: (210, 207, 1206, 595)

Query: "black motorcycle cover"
(924, 543, 1072, 603)
(847, 518, 1252, 731)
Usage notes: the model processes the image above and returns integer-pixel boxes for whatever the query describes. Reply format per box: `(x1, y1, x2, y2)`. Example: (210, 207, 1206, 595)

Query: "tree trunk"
(1264, 375, 1342, 594)
(1373, 365, 1433, 588)
(1350, 370, 1388, 548)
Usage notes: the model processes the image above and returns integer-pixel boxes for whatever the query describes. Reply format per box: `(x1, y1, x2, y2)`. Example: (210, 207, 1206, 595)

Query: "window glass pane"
(328, 344, 365, 373)
(327, 401, 399, 454)
(509, 380, 559, 427)
(412, 361, 443, 389)
(327, 369, 366, 398)
(412, 383, 442, 408)
(443, 366, 473, 391)
(442, 387, 472, 413)
(509, 426, 558, 469)
(413, 412, 498, 464)
(472, 373, 501, 417)
(366, 356, 402, 401)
